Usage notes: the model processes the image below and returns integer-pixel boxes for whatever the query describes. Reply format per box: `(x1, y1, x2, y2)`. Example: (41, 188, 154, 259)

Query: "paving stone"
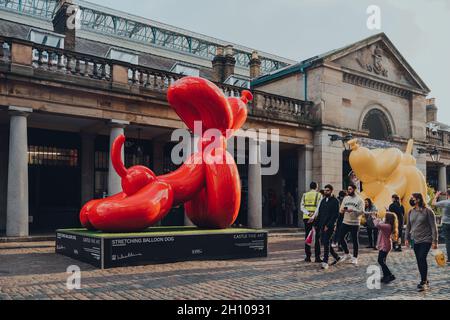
(0, 236, 448, 300)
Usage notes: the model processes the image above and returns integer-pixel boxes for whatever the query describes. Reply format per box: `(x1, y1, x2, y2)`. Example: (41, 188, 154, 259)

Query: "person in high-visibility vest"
(300, 182, 322, 262)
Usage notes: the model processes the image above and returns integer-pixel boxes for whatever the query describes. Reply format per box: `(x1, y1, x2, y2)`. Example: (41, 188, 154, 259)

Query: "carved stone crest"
(356, 44, 388, 77)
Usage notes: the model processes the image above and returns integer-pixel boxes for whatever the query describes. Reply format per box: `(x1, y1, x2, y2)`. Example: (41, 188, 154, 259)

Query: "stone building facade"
(0, 1, 448, 237)
(252, 33, 432, 189)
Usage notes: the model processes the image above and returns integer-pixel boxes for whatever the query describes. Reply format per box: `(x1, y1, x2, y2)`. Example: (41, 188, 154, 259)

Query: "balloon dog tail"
(405, 139, 414, 156)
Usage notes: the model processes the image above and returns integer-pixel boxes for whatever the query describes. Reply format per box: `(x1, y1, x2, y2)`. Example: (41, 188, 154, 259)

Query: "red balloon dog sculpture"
(80, 77, 253, 232)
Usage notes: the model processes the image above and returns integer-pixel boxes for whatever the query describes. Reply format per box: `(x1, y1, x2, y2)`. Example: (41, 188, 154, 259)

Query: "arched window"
(362, 109, 393, 141)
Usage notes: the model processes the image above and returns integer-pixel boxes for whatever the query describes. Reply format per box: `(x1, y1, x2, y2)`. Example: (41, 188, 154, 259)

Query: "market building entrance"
(28, 128, 81, 232)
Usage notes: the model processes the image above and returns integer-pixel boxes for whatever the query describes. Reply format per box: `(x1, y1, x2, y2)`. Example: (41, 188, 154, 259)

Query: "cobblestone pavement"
(0, 234, 448, 300)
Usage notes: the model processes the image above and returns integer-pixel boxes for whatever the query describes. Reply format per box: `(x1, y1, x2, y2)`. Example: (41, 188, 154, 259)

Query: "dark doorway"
(427, 165, 439, 191)
(362, 109, 392, 141)
(93, 135, 152, 199)
(28, 128, 81, 232)
(161, 142, 185, 226)
(280, 152, 298, 227)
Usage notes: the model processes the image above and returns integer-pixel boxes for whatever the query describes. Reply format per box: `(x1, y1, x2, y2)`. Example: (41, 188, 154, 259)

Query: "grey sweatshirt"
(406, 207, 438, 244)
(435, 199, 450, 225)
(340, 195, 365, 226)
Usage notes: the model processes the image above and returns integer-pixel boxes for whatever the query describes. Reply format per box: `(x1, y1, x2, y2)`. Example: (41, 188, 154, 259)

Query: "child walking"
(373, 212, 399, 284)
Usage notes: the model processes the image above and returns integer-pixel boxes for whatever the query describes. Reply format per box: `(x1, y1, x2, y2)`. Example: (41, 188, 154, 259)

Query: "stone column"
(6, 106, 32, 237)
(0, 125, 8, 232)
(439, 165, 447, 192)
(298, 145, 314, 195)
(248, 138, 262, 229)
(108, 120, 129, 196)
(297, 145, 313, 228)
(81, 132, 95, 204)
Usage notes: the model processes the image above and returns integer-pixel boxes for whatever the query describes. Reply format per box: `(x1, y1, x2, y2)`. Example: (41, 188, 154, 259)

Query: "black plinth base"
(56, 227, 268, 269)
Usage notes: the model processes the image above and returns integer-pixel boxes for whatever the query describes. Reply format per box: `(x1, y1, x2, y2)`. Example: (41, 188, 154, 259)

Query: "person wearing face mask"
(405, 193, 439, 292)
(338, 183, 365, 266)
(308, 184, 342, 270)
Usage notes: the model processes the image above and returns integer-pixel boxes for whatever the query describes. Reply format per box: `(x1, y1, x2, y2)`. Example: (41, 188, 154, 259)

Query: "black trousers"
(413, 242, 432, 283)
(304, 219, 313, 258)
(317, 227, 340, 263)
(333, 218, 343, 243)
(394, 215, 404, 249)
(339, 224, 360, 258)
(396, 224, 404, 247)
(377, 250, 392, 277)
(367, 227, 379, 247)
(443, 224, 450, 261)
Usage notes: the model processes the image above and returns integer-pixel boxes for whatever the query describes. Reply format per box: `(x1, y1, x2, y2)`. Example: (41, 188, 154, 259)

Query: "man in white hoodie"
(338, 183, 365, 265)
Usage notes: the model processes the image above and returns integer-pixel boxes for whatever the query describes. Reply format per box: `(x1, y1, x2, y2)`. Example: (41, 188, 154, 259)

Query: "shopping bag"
(306, 228, 315, 246)
(431, 249, 447, 268)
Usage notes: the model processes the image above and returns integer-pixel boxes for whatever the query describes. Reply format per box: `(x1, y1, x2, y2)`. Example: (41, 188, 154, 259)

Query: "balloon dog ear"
(167, 76, 233, 136)
(228, 90, 252, 133)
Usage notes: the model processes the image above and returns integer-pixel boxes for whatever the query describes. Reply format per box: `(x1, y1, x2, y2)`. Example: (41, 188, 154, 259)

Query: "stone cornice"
(343, 71, 413, 99)
(317, 124, 429, 146)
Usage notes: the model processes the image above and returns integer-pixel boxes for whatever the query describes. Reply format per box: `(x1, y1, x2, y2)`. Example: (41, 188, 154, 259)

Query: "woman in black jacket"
(389, 194, 405, 251)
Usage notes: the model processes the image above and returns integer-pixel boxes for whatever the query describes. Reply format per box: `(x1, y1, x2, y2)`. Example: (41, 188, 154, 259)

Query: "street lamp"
(418, 146, 441, 163)
(430, 148, 441, 163)
(329, 133, 353, 151)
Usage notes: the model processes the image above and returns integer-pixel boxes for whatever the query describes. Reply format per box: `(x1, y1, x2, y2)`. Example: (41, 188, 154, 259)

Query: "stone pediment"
(327, 34, 429, 93)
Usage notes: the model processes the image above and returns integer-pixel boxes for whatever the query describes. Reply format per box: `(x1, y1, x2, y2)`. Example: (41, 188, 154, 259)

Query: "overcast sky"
(91, 0, 450, 124)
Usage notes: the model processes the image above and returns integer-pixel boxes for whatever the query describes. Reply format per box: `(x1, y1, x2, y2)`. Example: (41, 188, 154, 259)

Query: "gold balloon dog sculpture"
(348, 139, 427, 216)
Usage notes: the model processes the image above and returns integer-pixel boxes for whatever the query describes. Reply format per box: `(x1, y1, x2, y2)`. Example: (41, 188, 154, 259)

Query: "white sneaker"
(321, 262, 329, 270)
(351, 256, 358, 265)
(331, 243, 338, 248)
(340, 254, 352, 263)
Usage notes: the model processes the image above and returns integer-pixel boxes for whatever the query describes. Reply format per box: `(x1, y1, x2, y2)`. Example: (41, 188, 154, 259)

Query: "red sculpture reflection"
(80, 77, 252, 232)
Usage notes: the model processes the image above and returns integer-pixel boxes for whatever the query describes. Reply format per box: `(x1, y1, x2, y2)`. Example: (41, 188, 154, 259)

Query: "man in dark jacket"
(309, 184, 341, 269)
(389, 194, 405, 251)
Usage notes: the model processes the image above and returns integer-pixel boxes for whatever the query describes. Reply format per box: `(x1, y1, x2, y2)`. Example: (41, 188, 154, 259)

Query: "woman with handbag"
(364, 198, 379, 250)
(405, 193, 439, 292)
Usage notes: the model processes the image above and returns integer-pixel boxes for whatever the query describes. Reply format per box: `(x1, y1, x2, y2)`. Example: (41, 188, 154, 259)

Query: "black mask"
(409, 199, 416, 207)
